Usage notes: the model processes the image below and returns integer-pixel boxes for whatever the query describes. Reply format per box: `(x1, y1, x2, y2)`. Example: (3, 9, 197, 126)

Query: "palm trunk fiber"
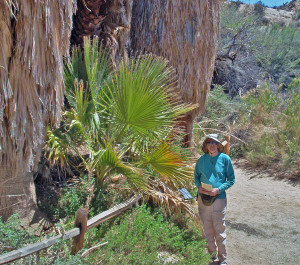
(0, 0, 75, 221)
(130, 0, 220, 146)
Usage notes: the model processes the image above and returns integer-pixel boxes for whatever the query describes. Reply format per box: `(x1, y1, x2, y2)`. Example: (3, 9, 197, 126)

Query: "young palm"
(46, 38, 196, 215)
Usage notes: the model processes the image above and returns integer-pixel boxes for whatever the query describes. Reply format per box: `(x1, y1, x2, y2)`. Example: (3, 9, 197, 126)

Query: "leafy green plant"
(202, 85, 238, 121)
(239, 79, 300, 177)
(12, 237, 88, 265)
(88, 205, 210, 265)
(254, 1, 266, 16)
(219, 3, 300, 89)
(54, 178, 92, 218)
(218, 3, 260, 61)
(253, 24, 300, 86)
(194, 85, 240, 155)
(0, 214, 37, 252)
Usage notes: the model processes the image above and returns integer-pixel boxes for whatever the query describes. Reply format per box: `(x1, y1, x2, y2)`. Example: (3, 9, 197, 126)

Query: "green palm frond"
(45, 126, 69, 166)
(99, 55, 193, 146)
(56, 39, 196, 203)
(142, 142, 193, 188)
(86, 140, 149, 190)
(64, 48, 87, 109)
(64, 37, 111, 129)
(83, 37, 111, 103)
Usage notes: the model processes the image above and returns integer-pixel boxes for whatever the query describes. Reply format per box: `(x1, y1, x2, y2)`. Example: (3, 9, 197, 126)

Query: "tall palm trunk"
(0, 0, 75, 221)
(71, 0, 220, 147)
(130, 0, 220, 146)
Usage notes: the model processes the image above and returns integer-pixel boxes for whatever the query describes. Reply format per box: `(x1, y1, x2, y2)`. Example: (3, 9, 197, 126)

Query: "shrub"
(239, 80, 300, 177)
(254, 2, 265, 16)
(0, 214, 88, 264)
(0, 214, 36, 252)
(194, 85, 240, 155)
(293, 9, 300, 20)
(89, 205, 210, 264)
(253, 24, 300, 86)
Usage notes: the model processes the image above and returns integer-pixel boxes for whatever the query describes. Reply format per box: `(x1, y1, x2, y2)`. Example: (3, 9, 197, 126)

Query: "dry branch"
(81, 241, 108, 258)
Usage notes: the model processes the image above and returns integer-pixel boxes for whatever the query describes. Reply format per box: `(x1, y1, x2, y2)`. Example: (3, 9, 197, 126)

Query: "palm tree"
(71, 0, 221, 147)
(0, 1, 75, 221)
(46, 38, 196, 214)
(0, 0, 220, 221)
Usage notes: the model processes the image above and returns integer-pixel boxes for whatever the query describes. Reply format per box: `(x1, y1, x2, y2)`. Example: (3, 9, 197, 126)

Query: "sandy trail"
(225, 160, 300, 265)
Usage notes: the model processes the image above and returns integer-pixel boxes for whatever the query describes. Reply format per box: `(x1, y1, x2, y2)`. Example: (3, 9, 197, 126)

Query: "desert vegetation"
(0, 1, 299, 264)
(0, 38, 205, 264)
(196, 1, 300, 179)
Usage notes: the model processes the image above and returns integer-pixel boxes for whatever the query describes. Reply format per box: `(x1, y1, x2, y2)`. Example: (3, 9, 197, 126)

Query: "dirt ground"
(224, 160, 300, 265)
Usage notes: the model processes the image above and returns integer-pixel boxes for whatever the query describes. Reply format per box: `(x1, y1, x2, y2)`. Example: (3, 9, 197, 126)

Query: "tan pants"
(198, 197, 227, 264)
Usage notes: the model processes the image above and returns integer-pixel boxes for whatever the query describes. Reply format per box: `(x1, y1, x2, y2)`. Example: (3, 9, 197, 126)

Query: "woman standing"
(194, 134, 235, 265)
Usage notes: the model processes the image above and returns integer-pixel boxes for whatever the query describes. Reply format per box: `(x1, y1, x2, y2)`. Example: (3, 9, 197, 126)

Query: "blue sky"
(228, 0, 292, 7)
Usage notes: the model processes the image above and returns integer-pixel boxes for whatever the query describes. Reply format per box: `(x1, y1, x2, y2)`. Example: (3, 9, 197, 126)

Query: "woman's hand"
(198, 187, 219, 196)
(209, 188, 219, 196)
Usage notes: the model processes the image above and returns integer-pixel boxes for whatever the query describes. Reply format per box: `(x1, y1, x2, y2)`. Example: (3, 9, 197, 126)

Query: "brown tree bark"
(70, 0, 132, 66)
(0, 0, 75, 221)
(130, 0, 220, 147)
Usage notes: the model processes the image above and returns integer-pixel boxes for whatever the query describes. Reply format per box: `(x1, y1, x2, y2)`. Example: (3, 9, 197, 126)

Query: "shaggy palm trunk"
(130, 0, 220, 146)
(0, 1, 75, 221)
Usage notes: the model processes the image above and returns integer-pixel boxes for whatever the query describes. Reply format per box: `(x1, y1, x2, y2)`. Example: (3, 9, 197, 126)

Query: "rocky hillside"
(213, 1, 300, 96)
(279, 0, 300, 11)
(237, 0, 300, 25)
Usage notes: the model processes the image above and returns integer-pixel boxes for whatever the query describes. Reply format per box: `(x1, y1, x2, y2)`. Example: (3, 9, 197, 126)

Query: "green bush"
(90, 205, 210, 265)
(239, 79, 300, 177)
(0, 214, 36, 252)
(202, 85, 238, 121)
(55, 179, 92, 218)
(0, 214, 88, 264)
(194, 85, 240, 155)
(219, 3, 300, 88)
(253, 24, 300, 86)
(254, 2, 265, 16)
(219, 4, 259, 57)
(12, 238, 88, 265)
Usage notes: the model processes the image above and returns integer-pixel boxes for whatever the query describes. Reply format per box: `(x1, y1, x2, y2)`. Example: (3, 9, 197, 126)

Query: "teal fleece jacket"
(194, 152, 235, 199)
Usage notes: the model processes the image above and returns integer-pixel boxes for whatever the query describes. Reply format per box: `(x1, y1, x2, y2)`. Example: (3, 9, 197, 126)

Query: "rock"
(264, 8, 294, 24)
(157, 251, 182, 264)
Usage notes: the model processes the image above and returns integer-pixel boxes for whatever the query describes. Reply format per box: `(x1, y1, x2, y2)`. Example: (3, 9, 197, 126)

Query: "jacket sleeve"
(218, 156, 235, 193)
(194, 159, 202, 188)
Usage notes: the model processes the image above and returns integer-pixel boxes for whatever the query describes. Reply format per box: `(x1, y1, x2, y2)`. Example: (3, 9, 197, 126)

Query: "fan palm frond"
(45, 127, 69, 166)
(86, 140, 149, 190)
(83, 37, 111, 103)
(142, 141, 193, 188)
(99, 54, 194, 147)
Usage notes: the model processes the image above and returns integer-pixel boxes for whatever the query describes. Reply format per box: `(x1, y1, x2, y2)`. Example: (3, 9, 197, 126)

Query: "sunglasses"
(206, 141, 218, 145)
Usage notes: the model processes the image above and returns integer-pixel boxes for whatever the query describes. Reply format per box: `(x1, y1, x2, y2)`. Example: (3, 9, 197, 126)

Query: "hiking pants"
(198, 197, 227, 264)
